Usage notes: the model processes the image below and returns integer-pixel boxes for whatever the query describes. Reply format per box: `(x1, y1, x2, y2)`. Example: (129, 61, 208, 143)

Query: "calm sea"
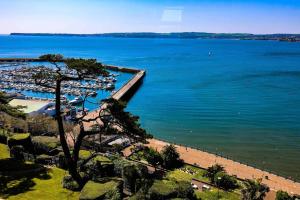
(1, 35, 300, 180)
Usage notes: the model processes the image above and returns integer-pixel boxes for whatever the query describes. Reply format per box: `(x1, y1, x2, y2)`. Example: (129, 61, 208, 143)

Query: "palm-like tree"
(241, 179, 270, 200)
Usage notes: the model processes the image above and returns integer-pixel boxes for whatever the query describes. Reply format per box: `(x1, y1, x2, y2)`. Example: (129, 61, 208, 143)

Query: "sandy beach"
(142, 138, 300, 195)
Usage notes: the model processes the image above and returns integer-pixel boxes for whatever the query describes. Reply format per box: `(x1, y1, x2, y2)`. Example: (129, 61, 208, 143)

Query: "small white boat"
(69, 96, 83, 105)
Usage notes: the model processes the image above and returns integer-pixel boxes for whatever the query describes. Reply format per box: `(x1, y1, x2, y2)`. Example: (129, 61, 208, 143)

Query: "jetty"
(83, 68, 145, 127)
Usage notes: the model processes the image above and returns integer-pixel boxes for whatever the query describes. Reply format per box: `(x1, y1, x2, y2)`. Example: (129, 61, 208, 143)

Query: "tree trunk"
(72, 126, 85, 164)
(55, 80, 84, 187)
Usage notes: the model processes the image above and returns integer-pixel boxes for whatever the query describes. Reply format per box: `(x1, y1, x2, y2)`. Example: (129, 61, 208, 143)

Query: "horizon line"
(5, 31, 300, 35)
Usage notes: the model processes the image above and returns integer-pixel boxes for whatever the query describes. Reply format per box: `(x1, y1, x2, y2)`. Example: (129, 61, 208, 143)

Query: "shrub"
(144, 147, 162, 168)
(122, 163, 149, 193)
(161, 145, 183, 169)
(276, 190, 293, 200)
(79, 179, 123, 200)
(7, 133, 34, 153)
(148, 180, 177, 200)
(214, 171, 238, 191)
(148, 179, 195, 200)
(82, 155, 114, 180)
(36, 154, 53, 165)
(113, 157, 131, 176)
(241, 179, 269, 200)
(32, 136, 60, 155)
(10, 145, 25, 160)
(204, 164, 225, 183)
(104, 189, 122, 200)
(79, 150, 92, 160)
(62, 175, 81, 191)
(0, 130, 8, 144)
(176, 181, 196, 199)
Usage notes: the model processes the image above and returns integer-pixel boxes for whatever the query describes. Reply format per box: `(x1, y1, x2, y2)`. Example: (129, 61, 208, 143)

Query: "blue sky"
(0, 0, 300, 34)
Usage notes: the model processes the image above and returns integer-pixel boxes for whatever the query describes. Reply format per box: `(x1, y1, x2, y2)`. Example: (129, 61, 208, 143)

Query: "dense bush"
(148, 179, 195, 200)
(122, 163, 149, 193)
(276, 190, 293, 200)
(56, 151, 68, 169)
(0, 130, 8, 144)
(35, 154, 53, 165)
(161, 145, 183, 169)
(143, 147, 162, 168)
(10, 145, 25, 160)
(214, 171, 238, 191)
(241, 179, 269, 200)
(81, 155, 114, 180)
(204, 164, 225, 183)
(79, 178, 123, 200)
(32, 136, 60, 155)
(62, 175, 81, 191)
(7, 133, 34, 153)
(113, 157, 131, 176)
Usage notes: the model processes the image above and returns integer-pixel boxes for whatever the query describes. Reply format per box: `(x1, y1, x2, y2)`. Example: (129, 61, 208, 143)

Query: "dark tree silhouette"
(241, 179, 270, 200)
(33, 54, 151, 188)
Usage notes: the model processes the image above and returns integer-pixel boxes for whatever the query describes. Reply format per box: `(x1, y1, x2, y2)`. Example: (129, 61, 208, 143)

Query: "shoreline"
(141, 138, 300, 195)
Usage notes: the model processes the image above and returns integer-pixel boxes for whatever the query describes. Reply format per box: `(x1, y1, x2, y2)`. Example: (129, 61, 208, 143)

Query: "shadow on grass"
(0, 158, 51, 198)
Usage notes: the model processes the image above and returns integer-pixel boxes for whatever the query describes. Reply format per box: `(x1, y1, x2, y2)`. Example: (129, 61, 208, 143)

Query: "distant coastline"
(10, 32, 300, 42)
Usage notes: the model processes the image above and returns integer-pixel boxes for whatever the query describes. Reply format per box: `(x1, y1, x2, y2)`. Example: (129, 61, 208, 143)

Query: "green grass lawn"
(165, 164, 241, 200)
(195, 188, 240, 200)
(0, 143, 10, 159)
(165, 164, 210, 183)
(1, 167, 79, 200)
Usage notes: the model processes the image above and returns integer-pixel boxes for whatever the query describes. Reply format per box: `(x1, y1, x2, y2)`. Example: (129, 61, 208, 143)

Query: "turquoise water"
(1, 35, 300, 180)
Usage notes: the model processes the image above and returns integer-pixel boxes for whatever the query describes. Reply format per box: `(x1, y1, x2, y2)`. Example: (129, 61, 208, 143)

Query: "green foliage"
(32, 136, 59, 154)
(106, 99, 152, 141)
(79, 150, 92, 160)
(0, 92, 25, 119)
(82, 155, 114, 179)
(241, 179, 270, 200)
(195, 188, 240, 200)
(0, 143, 10, 159)
(79, 179, 122, 200)
(39, 54, 63, 62)
(0, 158, 40, 172)
(148, 179, 195, 200)
(161, 144, 182, 169)
(122, 163, 149, 193)
(0, 129, 9, 144)
(276, 190, 293, 200)
(112, 157, 131, 176)
(104, 189, 121, 200)
(9, 133, 30, 141)
(143, 147, 162, 168)
(8, 133, 33, 154)
(0, 167, 79, 200)
(214, 172, 238, 191)
(65, 58, 108, 77)
(204, 164, 225, 183)
(62, 175, 80, 191)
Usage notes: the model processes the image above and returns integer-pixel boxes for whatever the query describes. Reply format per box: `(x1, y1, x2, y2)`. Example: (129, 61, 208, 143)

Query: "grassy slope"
(4, 168, 79, 200)
(0, 143, 78, 200)
(195, 189, 240, 200)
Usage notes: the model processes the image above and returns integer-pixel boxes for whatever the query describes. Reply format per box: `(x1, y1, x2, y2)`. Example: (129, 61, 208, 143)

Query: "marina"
(0, 62, 134, 112)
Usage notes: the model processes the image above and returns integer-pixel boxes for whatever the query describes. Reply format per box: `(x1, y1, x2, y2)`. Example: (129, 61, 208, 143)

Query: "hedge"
(79, 178, 123, 200)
